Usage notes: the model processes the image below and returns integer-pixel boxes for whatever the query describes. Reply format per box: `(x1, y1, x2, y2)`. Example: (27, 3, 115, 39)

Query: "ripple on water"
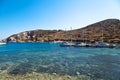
(0, 42, 120, 80)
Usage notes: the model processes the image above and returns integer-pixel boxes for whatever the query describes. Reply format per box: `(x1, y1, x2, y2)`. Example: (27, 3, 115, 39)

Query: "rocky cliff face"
(2, 19, 120, 42)
(3, 30, 61, 42)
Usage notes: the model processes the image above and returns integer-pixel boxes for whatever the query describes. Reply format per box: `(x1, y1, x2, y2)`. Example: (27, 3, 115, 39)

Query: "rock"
(52, 73, 57, 75)
(76, 72, 80, 75)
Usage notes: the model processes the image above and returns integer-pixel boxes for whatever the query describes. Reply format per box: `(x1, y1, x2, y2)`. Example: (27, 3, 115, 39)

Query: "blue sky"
(0, 0, 120, 39)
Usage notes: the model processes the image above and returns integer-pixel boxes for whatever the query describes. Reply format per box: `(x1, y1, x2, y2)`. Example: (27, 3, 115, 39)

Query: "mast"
(65, 28, 67, 41)
(85, 29, 87, 43)
(70, 27, 72, 42)
(101, 25, 104, 42)
(82, 29, 86, 43)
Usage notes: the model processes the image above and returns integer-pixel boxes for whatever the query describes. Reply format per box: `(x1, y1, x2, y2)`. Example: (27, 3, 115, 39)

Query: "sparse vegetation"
(2, 19, 120, 43)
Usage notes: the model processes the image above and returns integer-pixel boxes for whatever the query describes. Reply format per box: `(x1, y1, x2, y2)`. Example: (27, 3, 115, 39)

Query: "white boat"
(60, 42, 76, 47)
(90, 42, 116, 48)
(53, 41, 63, 43)
(0, 42, 6, 45)
(74, 29, 90, 47)
(90, 26, 117, 48)
(74, 42, 88, 47)
(60, 27, 76, 47)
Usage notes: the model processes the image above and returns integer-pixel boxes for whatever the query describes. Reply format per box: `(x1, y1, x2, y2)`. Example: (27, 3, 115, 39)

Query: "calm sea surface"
(0, 42, 120, 80)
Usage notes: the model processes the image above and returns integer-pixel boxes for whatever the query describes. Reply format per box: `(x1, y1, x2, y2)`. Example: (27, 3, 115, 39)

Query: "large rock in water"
(2, 19, 120, 42)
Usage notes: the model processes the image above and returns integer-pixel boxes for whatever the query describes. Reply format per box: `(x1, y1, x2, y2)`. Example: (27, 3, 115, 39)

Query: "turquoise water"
(0, 42, 120, 80)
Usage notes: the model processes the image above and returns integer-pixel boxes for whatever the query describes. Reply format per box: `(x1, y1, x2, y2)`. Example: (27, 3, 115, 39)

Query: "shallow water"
(0, 42, 120, 80)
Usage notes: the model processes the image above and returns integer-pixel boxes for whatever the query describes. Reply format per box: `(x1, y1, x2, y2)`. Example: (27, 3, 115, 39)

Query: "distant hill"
(2, 19, 120, 43)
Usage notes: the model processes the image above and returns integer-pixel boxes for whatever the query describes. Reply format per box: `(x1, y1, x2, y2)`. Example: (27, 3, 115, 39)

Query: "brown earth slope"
(2, 19, 120, 42)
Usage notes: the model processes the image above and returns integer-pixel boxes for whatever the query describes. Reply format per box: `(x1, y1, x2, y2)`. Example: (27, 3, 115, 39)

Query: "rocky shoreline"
(0, 71, 93, 80)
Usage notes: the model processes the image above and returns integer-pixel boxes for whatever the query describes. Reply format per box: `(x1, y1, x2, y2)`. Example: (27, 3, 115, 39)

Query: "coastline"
(0, 71, 92, 80)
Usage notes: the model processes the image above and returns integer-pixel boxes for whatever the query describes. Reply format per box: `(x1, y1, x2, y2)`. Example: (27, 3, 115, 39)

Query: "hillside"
(2, 19, 120, 43)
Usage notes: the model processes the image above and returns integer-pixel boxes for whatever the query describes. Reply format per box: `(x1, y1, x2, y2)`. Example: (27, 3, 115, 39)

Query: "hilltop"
(2, 19, 120, 43)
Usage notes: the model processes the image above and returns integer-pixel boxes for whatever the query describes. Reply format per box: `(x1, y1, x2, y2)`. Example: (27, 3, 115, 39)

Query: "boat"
(60, 26, 117, 48)
(60, 27, 76, 47)
(90, 42, 116, 48)
(115, 44, 120, 49)
(74, 42, 91, 47)
(60, 41, 76, 47)
(74, 42, 86, 47)
(90, 26, 117, 48)
(52, 41, 63, 43)
(74, 29, 90, 47)
(0, 42, 6, 45)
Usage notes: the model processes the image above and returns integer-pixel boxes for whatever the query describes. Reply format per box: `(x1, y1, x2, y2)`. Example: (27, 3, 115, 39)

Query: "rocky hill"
(2, 19, 120, 43)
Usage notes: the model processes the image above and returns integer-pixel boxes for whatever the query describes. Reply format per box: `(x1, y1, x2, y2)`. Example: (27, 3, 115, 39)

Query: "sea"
(0, 42, 120, 80)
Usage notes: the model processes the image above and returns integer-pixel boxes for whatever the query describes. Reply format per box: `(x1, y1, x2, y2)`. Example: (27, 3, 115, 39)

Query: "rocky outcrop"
(2, 19, 120, 42)
(3, 30, 62, 42)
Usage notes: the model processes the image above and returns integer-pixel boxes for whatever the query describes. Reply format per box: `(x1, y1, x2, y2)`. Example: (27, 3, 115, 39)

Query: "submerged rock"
(9, 63, 33, 75)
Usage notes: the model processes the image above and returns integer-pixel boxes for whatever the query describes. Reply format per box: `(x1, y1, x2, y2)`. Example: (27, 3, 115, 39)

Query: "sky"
(0, 0, 120, 39)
